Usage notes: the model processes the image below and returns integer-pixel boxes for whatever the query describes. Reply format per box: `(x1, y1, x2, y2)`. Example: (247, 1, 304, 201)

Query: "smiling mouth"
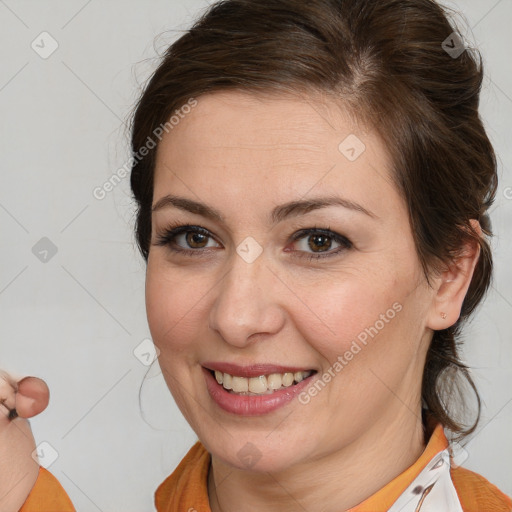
(209, 369, 317, 395)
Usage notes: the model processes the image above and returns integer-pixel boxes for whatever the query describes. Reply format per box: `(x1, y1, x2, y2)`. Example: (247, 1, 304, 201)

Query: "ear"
(15, 377, 50, 418)
(426, 219, 482, 331)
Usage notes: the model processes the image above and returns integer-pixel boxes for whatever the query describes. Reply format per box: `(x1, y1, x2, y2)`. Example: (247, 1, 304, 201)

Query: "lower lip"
(202, 367, 315, 416)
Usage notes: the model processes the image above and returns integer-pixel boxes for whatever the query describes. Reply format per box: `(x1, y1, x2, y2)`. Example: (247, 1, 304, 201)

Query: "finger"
(0, 372, 17, 419)
(15, 377, 50, 418)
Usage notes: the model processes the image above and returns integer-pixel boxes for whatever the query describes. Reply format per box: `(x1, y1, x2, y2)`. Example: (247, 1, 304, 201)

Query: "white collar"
(388, 448, 463, 512)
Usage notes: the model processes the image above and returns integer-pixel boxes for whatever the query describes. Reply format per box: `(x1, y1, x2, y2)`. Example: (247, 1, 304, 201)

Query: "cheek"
(292, 271, 404, 363)
(145, 260, 205, 415)
(145, 257, 203, 351)
(145, 264, 170, 345)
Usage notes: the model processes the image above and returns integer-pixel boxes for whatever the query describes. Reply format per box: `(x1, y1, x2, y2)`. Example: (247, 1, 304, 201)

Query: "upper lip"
(202, 362, 316, 378)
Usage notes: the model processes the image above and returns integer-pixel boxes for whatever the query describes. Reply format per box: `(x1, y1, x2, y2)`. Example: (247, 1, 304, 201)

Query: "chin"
(199, 425, 313, 473)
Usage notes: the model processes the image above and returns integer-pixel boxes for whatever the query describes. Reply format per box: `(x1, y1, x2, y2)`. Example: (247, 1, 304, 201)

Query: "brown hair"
(130, 0, 497, 439)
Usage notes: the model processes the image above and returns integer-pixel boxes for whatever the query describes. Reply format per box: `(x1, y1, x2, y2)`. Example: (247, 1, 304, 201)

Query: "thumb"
(15, 377, 49, 418)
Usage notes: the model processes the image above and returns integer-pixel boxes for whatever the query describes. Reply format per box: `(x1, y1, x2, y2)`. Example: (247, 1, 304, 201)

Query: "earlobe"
(427, 220, 482, 331)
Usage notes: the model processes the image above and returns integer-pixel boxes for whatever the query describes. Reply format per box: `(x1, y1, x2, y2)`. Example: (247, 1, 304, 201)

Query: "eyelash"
(154, 221, 353, 261)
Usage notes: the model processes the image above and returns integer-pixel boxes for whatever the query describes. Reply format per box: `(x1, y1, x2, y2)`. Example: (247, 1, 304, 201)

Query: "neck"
(208, 408, 426, 512)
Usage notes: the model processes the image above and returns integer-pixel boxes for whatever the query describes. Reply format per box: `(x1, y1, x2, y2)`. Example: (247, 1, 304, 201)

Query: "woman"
(1, 0, 509, 510)
(129, 0, 511, 510)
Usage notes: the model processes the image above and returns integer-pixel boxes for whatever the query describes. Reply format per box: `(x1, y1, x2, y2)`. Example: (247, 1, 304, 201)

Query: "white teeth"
(212, 370, 313, 394)
(267, 373, 282, 390)
(249, 375, 267, 393)
(282, 372, 294, 387)
(294, 371, 304, 383)
(231, 376, 249, 393)
(223, 373, 232, 390)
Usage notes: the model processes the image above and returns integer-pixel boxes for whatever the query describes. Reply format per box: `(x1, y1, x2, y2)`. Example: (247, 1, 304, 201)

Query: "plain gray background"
(1, 0, 511, 510)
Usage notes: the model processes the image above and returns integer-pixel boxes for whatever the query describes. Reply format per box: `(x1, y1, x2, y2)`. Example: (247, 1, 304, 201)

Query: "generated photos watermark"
(93, 97, 198, 201)
(298, 301, 403, 405)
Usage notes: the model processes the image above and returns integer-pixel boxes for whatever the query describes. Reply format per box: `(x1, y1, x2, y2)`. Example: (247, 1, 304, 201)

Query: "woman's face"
(146, 90, 437, 472)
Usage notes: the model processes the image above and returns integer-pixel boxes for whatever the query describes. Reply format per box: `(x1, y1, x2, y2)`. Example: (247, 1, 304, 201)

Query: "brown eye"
(154, 223, 352, 261)
(307, 233, 332, 252)
(154, 224, 220, 255)
(185, 231, 209, 249)
(290, 228, 352, 260)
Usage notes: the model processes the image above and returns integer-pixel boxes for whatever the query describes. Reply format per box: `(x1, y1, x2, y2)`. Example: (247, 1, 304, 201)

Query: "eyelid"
(153, 223, 352, 259)
(154, 224, 221, 250)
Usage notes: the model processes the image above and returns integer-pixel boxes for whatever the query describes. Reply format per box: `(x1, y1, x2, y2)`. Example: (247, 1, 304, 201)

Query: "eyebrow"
(151, 194, 377, 224)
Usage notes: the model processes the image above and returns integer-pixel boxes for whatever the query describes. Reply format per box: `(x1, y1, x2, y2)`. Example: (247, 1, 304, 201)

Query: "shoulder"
(451, 465, 512, 512)
(155, 441, 210, 511)
(19, 466, 75, 512)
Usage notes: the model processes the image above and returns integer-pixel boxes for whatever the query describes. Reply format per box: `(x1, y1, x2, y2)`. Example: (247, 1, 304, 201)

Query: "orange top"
(155, 424, 512, 511)
(18, 466, 75, 512)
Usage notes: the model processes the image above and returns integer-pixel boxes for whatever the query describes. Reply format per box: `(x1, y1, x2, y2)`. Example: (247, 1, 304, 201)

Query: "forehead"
(153, 90, 398, 219)
(157, 90, 371, 158)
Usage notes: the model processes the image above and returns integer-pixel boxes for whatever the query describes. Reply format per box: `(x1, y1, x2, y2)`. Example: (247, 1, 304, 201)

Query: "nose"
(208, 248, 285, 348)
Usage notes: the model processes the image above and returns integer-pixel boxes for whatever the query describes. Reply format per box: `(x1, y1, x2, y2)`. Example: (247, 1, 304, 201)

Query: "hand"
(0, 371, 50, 512)
(1, 373, 50, 420)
